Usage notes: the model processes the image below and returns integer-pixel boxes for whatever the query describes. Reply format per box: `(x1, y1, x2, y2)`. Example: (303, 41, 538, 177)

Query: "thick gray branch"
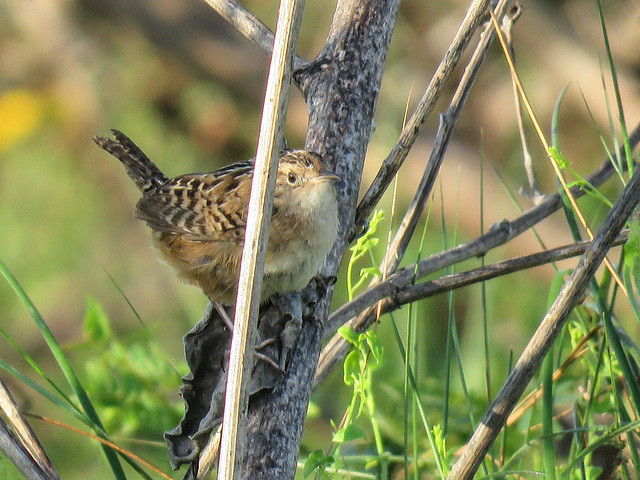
(240, 0, 400, 478)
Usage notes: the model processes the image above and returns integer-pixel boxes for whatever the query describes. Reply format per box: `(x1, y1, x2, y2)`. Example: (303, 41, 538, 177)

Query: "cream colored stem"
(216, 0, 306, 479)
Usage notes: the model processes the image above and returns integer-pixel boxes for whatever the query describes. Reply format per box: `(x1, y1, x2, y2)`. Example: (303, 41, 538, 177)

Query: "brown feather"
(96, 132, 339, 305)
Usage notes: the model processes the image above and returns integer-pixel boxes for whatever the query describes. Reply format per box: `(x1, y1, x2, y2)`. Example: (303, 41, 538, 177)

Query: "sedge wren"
(94, 130, 339, 306)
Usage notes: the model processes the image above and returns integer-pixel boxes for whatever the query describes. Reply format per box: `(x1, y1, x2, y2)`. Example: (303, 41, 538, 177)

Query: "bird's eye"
(287, 172, 296, 184)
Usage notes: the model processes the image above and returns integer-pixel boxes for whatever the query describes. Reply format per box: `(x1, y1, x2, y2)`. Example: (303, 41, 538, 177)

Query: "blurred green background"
(1, 0, 639, 477)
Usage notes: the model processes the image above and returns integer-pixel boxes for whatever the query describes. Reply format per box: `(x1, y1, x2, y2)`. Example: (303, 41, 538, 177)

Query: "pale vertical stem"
(217, 0, 306, 478)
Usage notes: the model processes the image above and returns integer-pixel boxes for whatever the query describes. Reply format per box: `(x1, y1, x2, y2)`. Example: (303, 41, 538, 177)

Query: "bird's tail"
(93, 129, 168, 192)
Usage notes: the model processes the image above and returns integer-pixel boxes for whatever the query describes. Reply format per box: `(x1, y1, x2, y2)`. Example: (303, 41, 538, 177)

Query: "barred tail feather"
(93, 129, 168, 192)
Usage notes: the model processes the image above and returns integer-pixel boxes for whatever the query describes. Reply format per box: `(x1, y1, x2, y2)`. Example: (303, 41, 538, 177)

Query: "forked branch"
(448, 135, 640, 480)
(316, 123, 640, 383)
(354, 0, 493, 231)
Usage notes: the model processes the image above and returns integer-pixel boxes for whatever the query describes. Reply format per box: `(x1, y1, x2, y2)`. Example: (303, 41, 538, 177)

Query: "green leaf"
(548, 146, 570, 168)
(359, 266, 382, 279)
(566, 179, 587, 190)
(307, 400, 321, 419)
(303, 450, 332, 477)
(571, 465, 602, 480)
(333, 423, 366, 443)
(338, 325, 359, 346)
(84, 295, 112, 343)
(364, 330, 383, 364)
(359, 237, 380, 251)
(364, 458, 379, 470)
(343, 350, 360, 386)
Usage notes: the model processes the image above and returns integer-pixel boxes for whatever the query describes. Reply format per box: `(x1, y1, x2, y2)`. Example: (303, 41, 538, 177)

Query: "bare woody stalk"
(0, 379, 59, 480)
(0, 418, 51, 480)
(448, 148, 640, 479)
(315, 123, 640, 383)
(316, 0, 511, 382)
(354, 0, 493, 231)
(238, 0, 404, 477)
(201, 0, 306, 70)
(218, 0, 306, 478)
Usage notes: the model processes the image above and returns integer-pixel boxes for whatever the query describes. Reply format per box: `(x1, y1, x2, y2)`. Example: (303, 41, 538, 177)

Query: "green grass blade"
(439, 182, 452, 438)
(603, 311, 640, 417)
(541, 351, 556, 480)
(595, 0, 632, 174)
(550, 85, 570, 149)
(0, 258, 127, 479)
(613, 393, 640, 477)
(389, 314, 446, 478)
(0, 325, 82, 415)
(104, 269, 181, 377)
(623, 223, 640, 325)
(0, 357, 89, 425)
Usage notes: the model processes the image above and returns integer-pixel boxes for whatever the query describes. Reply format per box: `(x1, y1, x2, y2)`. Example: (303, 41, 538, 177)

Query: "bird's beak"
(316, 170, 339, 182)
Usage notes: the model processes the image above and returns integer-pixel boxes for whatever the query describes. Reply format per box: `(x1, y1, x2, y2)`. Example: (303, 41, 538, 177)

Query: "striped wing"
(135, 161, 253, 243)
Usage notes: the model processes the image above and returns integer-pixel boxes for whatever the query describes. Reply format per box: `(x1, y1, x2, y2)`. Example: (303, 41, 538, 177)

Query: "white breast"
(262, 181, 338, 298)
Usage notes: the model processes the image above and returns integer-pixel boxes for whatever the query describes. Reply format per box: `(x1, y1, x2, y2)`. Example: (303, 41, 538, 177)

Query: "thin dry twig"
(315, 123, 640, 384)
(201, 0, 306, 70)
(489, 9, 627, 295)
(380, 0, 514, 277)
(354, 0, 493, 231)
(324, 232, 628, 342)
(192, 427, 221, 480)
(447, 149, 640, 480)
(0, 417, 50, 480)
(393, 232, 629, 307)
(0, 379, 59, 480)
(501, 6, 542, 201)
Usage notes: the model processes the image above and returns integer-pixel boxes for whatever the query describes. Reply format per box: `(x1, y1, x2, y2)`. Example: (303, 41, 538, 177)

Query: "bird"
(93, 130, 339, 310)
